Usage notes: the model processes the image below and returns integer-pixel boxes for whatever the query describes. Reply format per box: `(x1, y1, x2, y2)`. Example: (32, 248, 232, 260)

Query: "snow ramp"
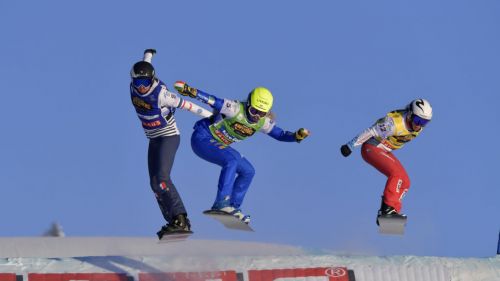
(0, 238, 499, 281)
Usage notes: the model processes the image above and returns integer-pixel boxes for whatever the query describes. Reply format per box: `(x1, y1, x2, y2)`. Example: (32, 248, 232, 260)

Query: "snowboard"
(377, 214, 407, 235)
(203, 210, 254, 232)
(158, 231, 193, 243)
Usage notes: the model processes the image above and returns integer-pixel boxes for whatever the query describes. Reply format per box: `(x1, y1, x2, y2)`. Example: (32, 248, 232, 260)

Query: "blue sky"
(0, 0, 499, 258)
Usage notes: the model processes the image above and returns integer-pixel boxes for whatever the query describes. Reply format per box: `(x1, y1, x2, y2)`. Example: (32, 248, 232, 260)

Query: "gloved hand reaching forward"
(174, 81, 198, 98)
(295, 128, 310, 143)
(340, 144, 352, 157)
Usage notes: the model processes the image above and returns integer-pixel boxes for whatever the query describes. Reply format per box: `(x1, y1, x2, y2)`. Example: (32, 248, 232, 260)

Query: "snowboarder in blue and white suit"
(130, 50, 212, 239)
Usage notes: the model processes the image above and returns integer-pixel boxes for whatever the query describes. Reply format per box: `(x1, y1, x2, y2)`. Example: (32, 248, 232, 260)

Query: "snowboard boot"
(157, 213, 192, 240)
(377, 198, 406, 226)
(211, 201, 251, 224)
(231, 209, 251, 224)
(211, 199, 236, 213)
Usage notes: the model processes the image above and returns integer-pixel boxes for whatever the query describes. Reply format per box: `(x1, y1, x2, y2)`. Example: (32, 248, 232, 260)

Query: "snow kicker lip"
(0, 237, 302, 258)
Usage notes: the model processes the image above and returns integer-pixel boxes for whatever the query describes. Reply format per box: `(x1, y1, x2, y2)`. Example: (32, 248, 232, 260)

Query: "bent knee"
(402, 174, 410, 188)
(241, 164, 255, 177)
(239, 158, 255, 177)
(150, 178, 173, 193)
(395, 174, 411, 189)
(223, 158, 240, 170)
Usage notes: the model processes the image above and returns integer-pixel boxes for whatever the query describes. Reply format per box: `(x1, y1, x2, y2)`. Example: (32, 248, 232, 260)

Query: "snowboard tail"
(377, 214, 407, 235)
(158, 231, 193, 243)
(203, 210, 254, 232)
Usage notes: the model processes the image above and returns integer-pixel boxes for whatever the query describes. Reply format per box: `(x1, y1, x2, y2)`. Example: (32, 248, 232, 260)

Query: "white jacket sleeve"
(159, 88, 213, 118)
(346, 116, 396, 149)
(178, 99, 213, 118)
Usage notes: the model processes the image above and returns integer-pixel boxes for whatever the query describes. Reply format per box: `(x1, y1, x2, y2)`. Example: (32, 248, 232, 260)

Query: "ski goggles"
(248, 106, 267, 118)
(410, 114, 430, 127)
(132, 78, 153, 89)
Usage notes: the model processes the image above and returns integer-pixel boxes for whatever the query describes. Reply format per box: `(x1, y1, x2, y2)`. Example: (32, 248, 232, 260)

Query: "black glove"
(144, 49, 157, 55)
(340, 144, 352, 157)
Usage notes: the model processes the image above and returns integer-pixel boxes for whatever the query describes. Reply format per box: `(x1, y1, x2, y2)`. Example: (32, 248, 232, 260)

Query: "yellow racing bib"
(375, 110, 420, 150)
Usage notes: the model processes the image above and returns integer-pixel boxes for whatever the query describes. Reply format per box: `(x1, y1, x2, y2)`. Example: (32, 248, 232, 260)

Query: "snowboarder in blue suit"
(174, 81, 310, 224)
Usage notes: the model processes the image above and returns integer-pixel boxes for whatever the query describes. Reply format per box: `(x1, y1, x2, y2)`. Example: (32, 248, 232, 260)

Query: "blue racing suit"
(190, 89, 299, 209)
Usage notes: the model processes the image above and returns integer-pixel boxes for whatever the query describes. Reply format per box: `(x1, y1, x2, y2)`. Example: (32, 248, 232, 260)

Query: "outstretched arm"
(268, 126, 297, 142)
(174, 81, 225, 112)
(159, 86, 213, 118)
(341, 116, 395, 157)
(268, 126, 310, 142)
(177, 98, 213, 118)
(261, 118, 310, 143)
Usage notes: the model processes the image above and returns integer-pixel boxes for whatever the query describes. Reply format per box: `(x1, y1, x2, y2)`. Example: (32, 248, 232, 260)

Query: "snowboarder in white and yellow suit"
(340, 99, 433, 224)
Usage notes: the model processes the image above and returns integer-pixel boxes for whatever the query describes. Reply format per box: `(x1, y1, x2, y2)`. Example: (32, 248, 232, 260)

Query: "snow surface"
(0, 237, 303, 258)
(0, 238, 499, 281)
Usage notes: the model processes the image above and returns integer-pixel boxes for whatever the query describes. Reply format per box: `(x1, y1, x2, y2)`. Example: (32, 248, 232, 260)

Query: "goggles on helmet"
(132, 78, 153, 89)
(248, 106, 267, 118)
(410, 113, 430, 127)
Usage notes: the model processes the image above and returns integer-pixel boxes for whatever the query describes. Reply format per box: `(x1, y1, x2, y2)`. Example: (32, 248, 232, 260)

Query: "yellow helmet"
(248, 87, 273, 113)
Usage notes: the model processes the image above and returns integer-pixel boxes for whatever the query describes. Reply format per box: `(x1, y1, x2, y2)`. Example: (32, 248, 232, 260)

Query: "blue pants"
(148, 135, 187, 223)
(191, 126, 255, 209)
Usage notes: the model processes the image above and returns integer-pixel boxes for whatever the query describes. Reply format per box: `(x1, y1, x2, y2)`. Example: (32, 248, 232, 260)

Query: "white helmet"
(407, 99, 432, 127)
(408, 99, 432, 120)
